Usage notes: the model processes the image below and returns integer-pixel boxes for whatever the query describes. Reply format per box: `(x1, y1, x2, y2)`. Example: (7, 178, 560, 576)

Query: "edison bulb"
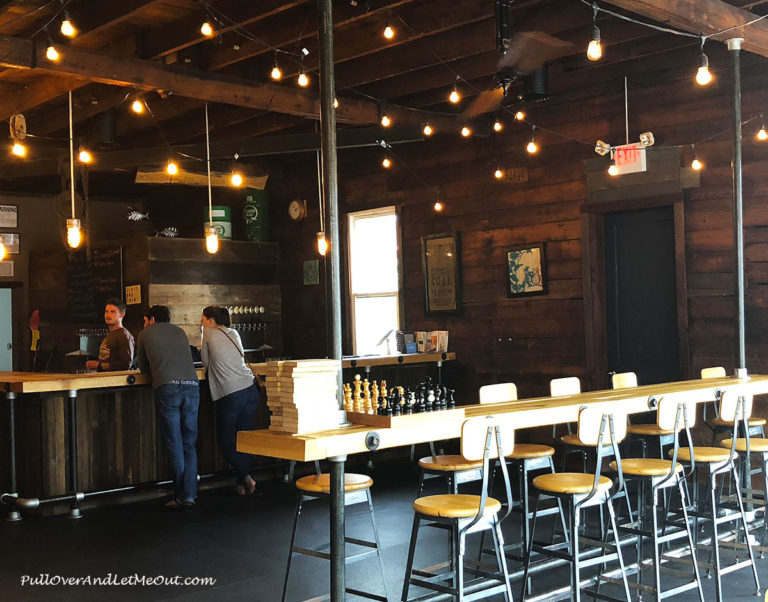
(380, 114, 391, 127)
(449, 88, 460, 104)
(166, 161, 178, 175)
(696, 65, 712, 86)
(67, 218, 82, 249)
(494, 168, 504, 180)
(493, 120, 503, 132)
(757, 127, 768, 141)
(691, 158, 703, 171)
(316, 232, 328, 256)
(297, 72, 309, 87)
(11, 142, 26, 157)
(383, 25, 394, 40)
(60, 19, 76, 37)
(201, 22, 214, 37)
(382, 157, 392, 168)
(131, 99, 144, 114)
(205, 226, 219, 254)
(526, 140, 538, 154)
(608, 163, 619, 176)
(0, 241, 5, 261)
(333, 98, 339, 109)
(423, 124, 433, 136)
(433, 201, 444, 212)
(461, 126, 471, 137)
(78, 149, 92, 163)
(587, 39, 602, 61)
(514, 111, 525, 121)
(46, 44, 59, 61)
(230, 172, 243, 187)
(270, 65, 282, 80)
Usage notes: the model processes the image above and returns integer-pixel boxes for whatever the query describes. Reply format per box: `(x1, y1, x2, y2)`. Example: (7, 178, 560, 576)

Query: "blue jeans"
(155, 383, 200, 502)
(216, 384, 259, 481)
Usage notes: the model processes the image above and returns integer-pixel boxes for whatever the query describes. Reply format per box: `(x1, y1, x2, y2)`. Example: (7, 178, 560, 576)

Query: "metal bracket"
(365, 431, 380, 451)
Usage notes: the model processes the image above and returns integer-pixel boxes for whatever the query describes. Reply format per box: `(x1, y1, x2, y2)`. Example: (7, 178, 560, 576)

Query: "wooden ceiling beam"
(602, 0, 768, 56)
(65, 0, 160, 45)
(0, 34, 458, 129)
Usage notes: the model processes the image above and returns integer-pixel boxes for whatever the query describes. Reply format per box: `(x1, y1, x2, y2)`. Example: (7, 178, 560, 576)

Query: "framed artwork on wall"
(421, 232, 462, 315)
(506, 243, 547, 297)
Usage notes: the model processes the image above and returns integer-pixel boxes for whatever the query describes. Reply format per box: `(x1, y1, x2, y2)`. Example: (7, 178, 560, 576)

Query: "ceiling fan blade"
(463, 86, 505, 118)
(498, 31, 573, 74)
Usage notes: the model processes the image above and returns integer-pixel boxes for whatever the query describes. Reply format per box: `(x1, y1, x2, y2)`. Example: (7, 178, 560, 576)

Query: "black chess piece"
(447, 388, 456, 409)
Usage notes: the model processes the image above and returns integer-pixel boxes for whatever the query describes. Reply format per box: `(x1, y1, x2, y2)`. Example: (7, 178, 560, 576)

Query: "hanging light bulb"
(333, 98, 339, 109)
(382, 155, 392, 168)
(297, 70, 310, 87)
(270, 64, 282, 81)
(383, 23, 395, 40)
(757, 116, 767, 141)
(166, 160, 178, 175)
(45, 42, 59, 62)
(449, 84, 460, 104)
(691, 157, 703, 171)
(423, 123, 433, 136)
(0, 240, 5, 262)
(230, 172, 243, 187)
(205, 224, 219, 254)
(494, 167, 504, 180)
(60, 13, 76, 37)
(461, 126, 471, 137)
(201, 21, 214, 37)
(514, 111, 525, 121)
(586, 4, 602, 61)
(492, 119, 503, 132)
(131, 99, 145, 114)
(67, 218, 82, 249)
(316, 231, 329, 256)
(608, 160, 619, 176)
(380, 114, 391, 127)
(696, 37, 712, 86)
(78, 148, 92, 163)
(526, 127, 538, 154)
(11, 142, 26, 157)
(433, 201, 444, 212)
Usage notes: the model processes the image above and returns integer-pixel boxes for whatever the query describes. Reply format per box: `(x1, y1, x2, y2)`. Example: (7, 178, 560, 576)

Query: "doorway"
(604, 206, 679, 384)
(0, 288, 11, 370)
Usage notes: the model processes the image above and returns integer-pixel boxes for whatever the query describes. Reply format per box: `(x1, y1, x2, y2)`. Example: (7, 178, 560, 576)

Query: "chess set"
(344, 375, 464, 428)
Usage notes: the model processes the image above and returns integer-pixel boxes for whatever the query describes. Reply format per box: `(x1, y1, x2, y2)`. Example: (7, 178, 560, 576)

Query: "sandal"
(244, 476, 258, 496)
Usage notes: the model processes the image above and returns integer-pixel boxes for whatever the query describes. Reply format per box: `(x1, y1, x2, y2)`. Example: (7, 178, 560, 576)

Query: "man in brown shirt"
(85, 298, 135, 371)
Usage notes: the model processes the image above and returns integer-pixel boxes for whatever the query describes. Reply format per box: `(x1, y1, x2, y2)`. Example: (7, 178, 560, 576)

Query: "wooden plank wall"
(270, 53, 768, 403)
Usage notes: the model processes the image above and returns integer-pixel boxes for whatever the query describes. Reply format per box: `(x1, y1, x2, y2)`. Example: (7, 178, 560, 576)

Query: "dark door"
(604, 206, 679, 384)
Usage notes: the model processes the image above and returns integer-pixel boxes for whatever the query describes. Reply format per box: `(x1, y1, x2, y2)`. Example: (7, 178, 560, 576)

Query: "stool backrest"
(701, 366, 726, 379)
(461, 415, 515, 461)
(719, 389, 753, 423)
(577, 406, 627, 446)
(479, 382, 518, 404)
(612, 372, 637, 389)
(657, 397, 697, 431)
(550, 376, 581, 397)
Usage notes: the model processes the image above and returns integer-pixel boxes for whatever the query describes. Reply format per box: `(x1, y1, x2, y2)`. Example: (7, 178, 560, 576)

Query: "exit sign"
(612, 143, 646, 175)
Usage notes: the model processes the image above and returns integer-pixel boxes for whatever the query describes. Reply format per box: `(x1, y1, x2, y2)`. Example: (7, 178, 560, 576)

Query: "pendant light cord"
(205, 102, 212, 224)
(68, 90, 75, 219)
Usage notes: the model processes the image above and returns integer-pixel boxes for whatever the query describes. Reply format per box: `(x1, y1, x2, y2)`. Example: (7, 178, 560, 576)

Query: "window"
(348, 207, 400, 355)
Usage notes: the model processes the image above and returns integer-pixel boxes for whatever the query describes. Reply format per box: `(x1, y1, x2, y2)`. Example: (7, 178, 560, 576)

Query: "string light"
(526, 126, 538, 154)
(696, 37, 712, 86)
(231, 172, 243, 187)
(11, 142, 26, 157)
(608, 159, 619, 176)
(423, 123, 433, 136)
(380, 114, 391, 127)
(166, 160, 178, 175)
(757, 115, 767, 141)
(333, 98, 339, 109)
(433, 201, 444, 212)
(297, 70, 310, 87)
(45, 41, 59, 62)
(316, 231, 328, 256)
(587, 3, 602, 61)
(0, 240, 5, 261)
(494, 167, 504, 180)
(131, 99, 145, 114)
(78, 148, 92, 163)
(383, 22, 395, 40)
(382, 155, 392, 168)
(201, 21, 214, 37)
(514, 111, 525, 121)
(270, 54, 282, 81)
(449, 84, 461, 104)
(493, 119, 503, 132)
(691, 145, 703, 171)
(60, 13, 76, 37)
(461, 126, 471, 137)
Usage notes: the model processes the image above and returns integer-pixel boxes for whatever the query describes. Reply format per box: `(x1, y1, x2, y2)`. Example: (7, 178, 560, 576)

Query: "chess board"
(345, 407, 465, 428)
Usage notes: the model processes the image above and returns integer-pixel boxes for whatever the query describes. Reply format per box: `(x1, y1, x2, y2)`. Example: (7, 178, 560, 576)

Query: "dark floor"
(1, 457, 767, 601)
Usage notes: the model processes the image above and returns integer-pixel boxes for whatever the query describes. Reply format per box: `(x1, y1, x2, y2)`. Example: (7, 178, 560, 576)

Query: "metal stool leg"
(490, 519, 514, 601)
(521, 493, 541, 599)
(570, 498, 581, 602)
(731, 463, 761, 595)
(281, 495, 304, 602)
(401, 514, 420, 602)
(678, 479, 706, 602)
(366, 489, 388, 602)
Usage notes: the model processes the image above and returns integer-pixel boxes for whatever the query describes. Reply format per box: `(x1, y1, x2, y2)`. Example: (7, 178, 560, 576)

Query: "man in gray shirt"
(137, 305, 199, 509)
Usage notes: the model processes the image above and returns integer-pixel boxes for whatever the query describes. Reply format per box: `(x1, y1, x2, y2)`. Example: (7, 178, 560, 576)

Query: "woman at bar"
(201, 305, 260, 496)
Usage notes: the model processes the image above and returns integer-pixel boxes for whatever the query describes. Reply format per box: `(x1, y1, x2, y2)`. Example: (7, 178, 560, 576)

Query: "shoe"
(166, 498, 195, 511)
(235, 484, 247, 496)
(244, 476, 259, 496)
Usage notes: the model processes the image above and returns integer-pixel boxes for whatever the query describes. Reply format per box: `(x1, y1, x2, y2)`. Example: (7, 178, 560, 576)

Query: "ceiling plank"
(0, 34, 458, 129)
(602, 0, 768, 56)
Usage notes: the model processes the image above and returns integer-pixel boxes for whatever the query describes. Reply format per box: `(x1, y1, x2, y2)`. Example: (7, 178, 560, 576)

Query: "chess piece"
(371, 382, 379, 414)
(343, 383, 353, 413)
(353, 374, 362, 405)
(447, 388, 456, 409)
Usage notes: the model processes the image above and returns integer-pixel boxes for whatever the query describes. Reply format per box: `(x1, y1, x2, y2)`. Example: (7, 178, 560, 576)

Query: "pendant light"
(0, 239, 6, 261)
(66, 91, 82, 249)
(204, 102, 219, 254)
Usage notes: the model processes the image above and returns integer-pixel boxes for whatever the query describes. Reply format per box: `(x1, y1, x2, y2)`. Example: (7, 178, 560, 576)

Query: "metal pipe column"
(328, 455, 347, 601)
(728, 38, 747, 376)
(5, 392, 20, 521)
(67, 390, 81, 518)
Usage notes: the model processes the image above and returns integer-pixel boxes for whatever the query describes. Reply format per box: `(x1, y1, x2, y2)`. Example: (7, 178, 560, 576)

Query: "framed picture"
(0, 233, 19, 253)
(422, 232, 462, 315)
(506, 243, 547, 297)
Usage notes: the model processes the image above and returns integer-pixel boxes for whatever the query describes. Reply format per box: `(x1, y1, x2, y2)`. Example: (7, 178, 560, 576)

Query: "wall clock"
(288, 199, 307, 221)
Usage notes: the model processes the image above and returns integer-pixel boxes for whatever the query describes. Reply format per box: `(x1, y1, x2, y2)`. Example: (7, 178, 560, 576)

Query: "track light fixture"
(587, 3, 601, 61)
(696, 37, 712, 86)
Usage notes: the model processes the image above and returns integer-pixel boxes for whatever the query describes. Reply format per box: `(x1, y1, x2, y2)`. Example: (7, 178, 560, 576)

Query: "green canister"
(243, 189, 270, 241)
(205, 205, 232, 239)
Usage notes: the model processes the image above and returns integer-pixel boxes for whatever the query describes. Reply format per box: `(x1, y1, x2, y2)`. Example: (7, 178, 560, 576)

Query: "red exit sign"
(612, 143, 647, 175)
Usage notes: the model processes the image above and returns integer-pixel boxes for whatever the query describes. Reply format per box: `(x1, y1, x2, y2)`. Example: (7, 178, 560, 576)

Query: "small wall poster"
(0, 205, 17, 228)
(303, 260, 320, 285)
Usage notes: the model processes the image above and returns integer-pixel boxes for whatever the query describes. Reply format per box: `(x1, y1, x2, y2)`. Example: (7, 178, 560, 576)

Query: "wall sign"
(0, 205, 17, 228)
(0, 261, 13, 277)
(421, 232, 462, 315)
(0, 233, 19, 253)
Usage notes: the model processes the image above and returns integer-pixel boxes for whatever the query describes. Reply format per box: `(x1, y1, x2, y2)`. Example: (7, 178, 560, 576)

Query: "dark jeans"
(216, 383, 260, 481)
(155, 383, 200, 502)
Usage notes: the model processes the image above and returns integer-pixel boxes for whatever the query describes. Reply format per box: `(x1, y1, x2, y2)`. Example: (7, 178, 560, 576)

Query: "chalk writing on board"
(67, 246, 123, 322)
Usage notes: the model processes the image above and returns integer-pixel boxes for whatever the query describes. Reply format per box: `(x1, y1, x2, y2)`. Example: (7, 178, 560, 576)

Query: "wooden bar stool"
(619, 372, 677, 461)
(402, 415, 515, 601)
(281, 472, 388, 602)
(703, 366, 766, 444)
(612, 396, 704, 601)
(523, 406, 632, 602)
(551, 377, 594, 472)
(673, 390, 760, 602)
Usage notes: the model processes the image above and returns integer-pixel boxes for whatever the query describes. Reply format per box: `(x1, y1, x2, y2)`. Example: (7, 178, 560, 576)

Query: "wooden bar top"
(237, 375, 768, 462)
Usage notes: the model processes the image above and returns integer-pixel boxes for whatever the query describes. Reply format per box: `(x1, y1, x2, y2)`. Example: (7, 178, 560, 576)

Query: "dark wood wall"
(270, 53, 768, 403)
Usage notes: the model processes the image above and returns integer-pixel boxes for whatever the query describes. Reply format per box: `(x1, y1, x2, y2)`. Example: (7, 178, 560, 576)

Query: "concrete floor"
(1, 456, 766, 601)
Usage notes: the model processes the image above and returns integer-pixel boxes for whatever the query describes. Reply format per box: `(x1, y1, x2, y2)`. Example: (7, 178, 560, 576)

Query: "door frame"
(0, 281, 22, 371)
(581, 193, 690, 390)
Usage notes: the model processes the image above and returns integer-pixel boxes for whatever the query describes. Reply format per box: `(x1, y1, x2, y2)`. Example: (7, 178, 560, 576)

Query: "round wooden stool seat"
(626, 423, 675, 436)
(670, 447, 734, 463)
(720, 438, 768, 453)
(507, 443, 555, 459)
(533, 472, 613, 495)
(610, 458, 682, 477)
(413, 494, 501, 518)
(418, 455, 483, 471)
(295, 473, 373, 493)
(560, 433, 611, 447)
(710, 416, 766, 428)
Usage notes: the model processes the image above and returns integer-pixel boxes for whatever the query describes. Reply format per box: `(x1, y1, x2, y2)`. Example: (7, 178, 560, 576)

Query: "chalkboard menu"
(67, 245, 123, 322)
